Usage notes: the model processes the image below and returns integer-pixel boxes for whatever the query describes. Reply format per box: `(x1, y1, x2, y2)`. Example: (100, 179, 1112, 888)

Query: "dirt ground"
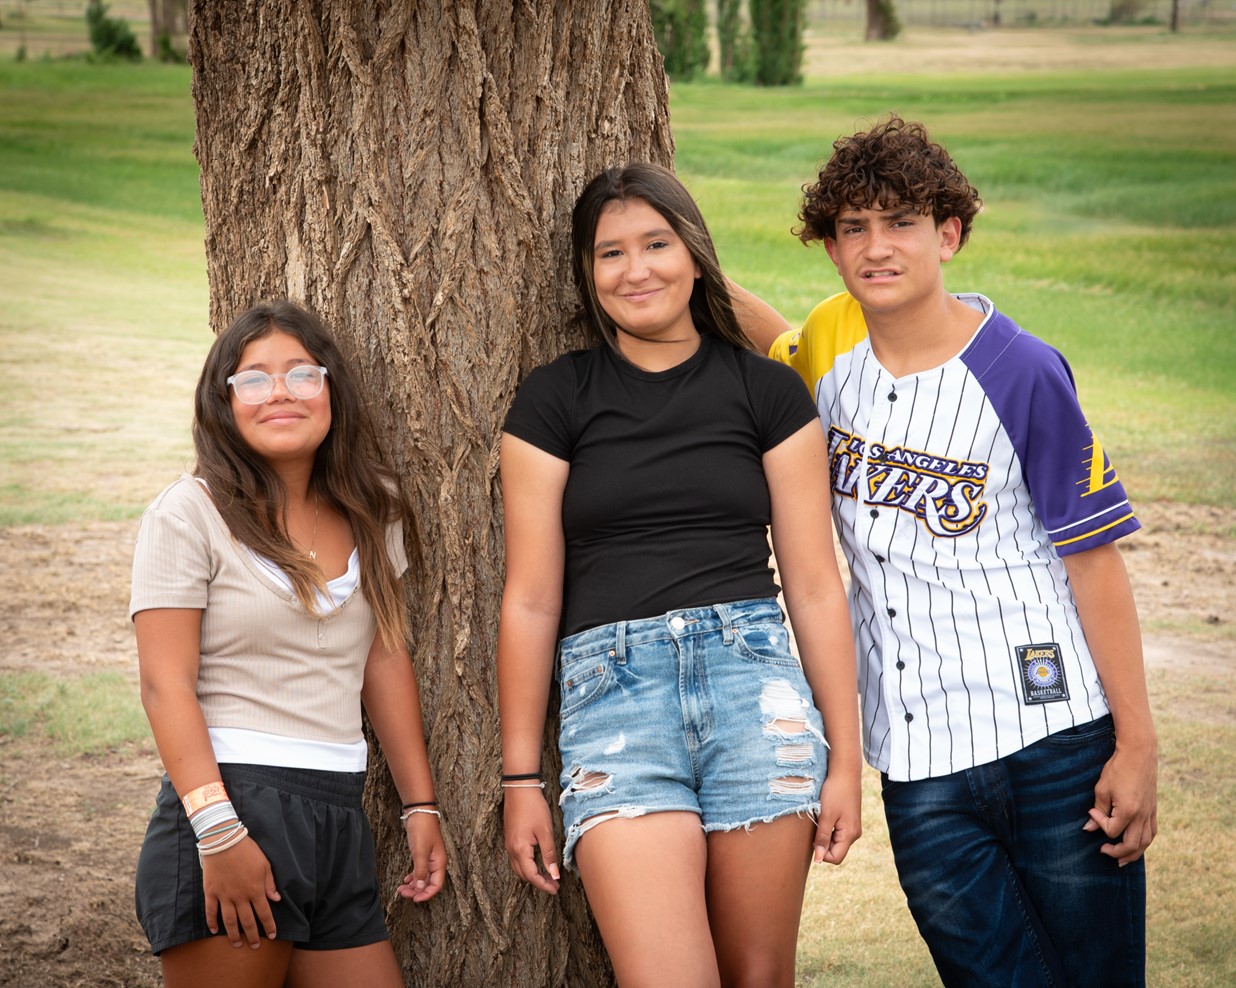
(0, 502, 1232, 987)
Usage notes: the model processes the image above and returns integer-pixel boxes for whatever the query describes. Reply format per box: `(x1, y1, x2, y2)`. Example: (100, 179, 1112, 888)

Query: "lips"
(862, 269, 899, 279)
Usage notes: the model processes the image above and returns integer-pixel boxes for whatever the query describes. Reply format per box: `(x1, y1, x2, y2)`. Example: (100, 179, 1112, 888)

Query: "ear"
(823, 237, 842, 269)
(938, 217, 963, 262)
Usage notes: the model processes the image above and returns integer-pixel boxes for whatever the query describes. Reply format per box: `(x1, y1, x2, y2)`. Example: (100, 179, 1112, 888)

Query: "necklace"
(292, 492, 320, 560)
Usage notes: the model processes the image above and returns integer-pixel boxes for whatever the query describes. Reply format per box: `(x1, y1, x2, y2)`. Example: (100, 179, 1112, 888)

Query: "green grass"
(0, 670, 150, 753)
(671, 69, 1236, 506)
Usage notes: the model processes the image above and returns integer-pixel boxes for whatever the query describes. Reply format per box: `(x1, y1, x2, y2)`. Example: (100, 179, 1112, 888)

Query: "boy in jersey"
(757, 115, 1157, 985)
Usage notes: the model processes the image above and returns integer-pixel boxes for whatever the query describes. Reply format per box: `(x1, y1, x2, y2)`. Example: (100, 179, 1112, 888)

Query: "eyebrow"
(236, 357, 312, 372)
(594, 227, 676, 251)
(837, 207, 919, 224)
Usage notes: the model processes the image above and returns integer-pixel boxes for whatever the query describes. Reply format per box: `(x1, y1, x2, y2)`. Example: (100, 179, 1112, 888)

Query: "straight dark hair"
(570, 162, 754, 354)
(193, 300, 412, 647)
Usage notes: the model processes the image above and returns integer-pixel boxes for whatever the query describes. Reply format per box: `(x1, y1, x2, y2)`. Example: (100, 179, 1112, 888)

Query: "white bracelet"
(198, 823, 249, 858)
(501, 781, 547, 790)
(399, 807, 442, 823)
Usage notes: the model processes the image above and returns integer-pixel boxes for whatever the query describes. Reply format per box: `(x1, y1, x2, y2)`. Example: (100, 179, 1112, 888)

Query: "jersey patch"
(1015, 644, 1070, 704)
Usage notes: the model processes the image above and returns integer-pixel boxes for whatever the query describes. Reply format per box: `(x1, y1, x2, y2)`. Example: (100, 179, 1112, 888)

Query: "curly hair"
(797, 114, 982, 248)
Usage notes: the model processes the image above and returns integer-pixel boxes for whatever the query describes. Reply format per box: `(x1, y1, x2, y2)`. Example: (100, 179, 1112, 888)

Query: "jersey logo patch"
(1015, 643, 1070, 704)
(827, 426, 989, 538)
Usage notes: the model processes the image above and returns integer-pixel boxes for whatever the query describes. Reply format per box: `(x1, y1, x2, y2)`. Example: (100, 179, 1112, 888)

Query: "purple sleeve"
(963, 314, 1139, 555)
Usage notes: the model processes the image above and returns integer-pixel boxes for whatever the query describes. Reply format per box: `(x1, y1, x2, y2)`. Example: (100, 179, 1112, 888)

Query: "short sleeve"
(129, 499, 212, 617)
(769, 291, 868, 393)
(502, 356, 577, 461)
(740, 352, 820, 452)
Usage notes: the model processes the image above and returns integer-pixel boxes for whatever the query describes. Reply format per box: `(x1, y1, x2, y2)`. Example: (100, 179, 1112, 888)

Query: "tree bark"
(188, 2, 673, 984)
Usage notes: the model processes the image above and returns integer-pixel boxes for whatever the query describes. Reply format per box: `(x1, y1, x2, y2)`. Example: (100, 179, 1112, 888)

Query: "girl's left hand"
(813, 774, 862, 866)
(396, 811, 447, 902)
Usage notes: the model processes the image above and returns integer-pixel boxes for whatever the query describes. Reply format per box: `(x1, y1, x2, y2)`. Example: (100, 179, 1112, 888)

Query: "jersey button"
(874, 554, 885, 563)
(888, 391, 897, 401)
(905, 712, 914, 723)
(869, 508, 879, 518)
(896, 660, 905, 670)
(887, 607, 896, 618)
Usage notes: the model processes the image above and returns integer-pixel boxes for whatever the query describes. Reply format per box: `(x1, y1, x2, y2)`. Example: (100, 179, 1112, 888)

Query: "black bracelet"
(401, 800, 438, 809)
(500, 772, 542, 781)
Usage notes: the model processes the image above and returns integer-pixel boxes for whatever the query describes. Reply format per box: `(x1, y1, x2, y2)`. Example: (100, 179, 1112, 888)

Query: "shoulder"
(960, 300, 1075, 393)
(142, 475, 215, 526)
(769, 291, 868, 386)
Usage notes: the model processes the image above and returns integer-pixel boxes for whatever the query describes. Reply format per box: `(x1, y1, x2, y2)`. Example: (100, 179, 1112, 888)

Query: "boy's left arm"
(1062, 541, 1158, 866)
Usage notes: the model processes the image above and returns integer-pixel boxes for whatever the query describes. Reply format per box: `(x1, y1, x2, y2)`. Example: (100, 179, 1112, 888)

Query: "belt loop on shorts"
(713, 602, 735, 645)
(613, 620, 627, 665)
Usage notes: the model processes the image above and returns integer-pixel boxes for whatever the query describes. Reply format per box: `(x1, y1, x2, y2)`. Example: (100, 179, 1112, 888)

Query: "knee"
(719, 955, 796, 988)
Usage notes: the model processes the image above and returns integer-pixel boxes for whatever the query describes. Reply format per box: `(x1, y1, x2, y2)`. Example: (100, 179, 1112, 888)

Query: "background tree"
(188, 2, 672, 984)
(865, 0, 902, 41)
(749, 0, 807, 85)
(651, 0, 710, 80)
(148, 0, 187, 62)
(716, 0, 753, 82)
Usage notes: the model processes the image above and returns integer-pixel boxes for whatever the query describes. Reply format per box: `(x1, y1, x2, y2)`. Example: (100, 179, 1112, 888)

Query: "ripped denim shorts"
(554, 597, 828, 869)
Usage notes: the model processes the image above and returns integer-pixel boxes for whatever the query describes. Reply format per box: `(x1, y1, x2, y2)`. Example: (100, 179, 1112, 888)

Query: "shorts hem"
(293, 928, 390, 952)
(148, 928, 312, 957)
(701, 801, 820, 835)
(562, 804, 701, 871)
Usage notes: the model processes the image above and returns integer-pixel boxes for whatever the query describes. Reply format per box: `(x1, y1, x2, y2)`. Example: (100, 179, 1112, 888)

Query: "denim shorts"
(555, 597, 828, 868)
(135, 763, 389, 955)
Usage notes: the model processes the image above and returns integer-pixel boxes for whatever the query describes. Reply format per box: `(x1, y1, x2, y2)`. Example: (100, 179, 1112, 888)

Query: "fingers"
(1087, 806, 1158, 866)
(814, 815, 861, 866)
(201, 840, 280, 948)
(502, 793, 561, 894)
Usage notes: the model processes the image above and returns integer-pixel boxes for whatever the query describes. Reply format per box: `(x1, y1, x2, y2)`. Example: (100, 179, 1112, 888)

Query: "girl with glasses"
(130, 300, 444, 988)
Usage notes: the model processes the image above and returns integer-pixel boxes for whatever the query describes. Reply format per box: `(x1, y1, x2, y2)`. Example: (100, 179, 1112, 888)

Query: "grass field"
(0, 18, 1233, 987)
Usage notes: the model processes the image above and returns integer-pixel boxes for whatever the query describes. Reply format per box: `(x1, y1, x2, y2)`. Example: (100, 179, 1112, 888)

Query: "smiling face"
(823, 204, 963, 319)
(229, 330, 332, 469)
(591, 197, 702, 352)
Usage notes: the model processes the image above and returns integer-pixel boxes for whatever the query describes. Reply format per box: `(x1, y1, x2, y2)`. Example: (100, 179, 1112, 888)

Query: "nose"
(623, 253, 651, 282)
(266, 373, 295, 402)
(864, 227, 894, 258)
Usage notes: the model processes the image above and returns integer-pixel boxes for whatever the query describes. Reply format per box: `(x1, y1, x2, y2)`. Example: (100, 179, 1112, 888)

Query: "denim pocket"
(731, 620, 799, 667)
(1040, 714, 1114, 748)
(558, 648, 614, 719)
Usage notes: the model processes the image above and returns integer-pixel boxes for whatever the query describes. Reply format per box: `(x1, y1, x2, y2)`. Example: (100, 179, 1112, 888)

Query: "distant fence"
(807, 0, 1234, 28)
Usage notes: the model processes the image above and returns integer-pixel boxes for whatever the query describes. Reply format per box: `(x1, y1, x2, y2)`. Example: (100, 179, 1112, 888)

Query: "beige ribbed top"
(130, 475, 407, 744)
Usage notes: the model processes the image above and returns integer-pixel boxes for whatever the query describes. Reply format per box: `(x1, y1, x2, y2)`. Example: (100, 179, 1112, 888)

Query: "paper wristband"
(182, 781, 229, 817)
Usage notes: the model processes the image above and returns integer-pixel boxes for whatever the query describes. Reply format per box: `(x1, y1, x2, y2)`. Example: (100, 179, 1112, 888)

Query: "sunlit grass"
(0, 670, 150, 754)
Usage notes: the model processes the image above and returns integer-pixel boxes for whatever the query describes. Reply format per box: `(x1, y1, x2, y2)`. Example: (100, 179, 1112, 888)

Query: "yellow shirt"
(768, 291, 869, 387)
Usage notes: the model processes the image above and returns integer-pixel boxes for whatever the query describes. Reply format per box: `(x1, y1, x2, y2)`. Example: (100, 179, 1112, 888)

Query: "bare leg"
(574, 811, 720, 988)
(160, 936, 294, 988)
(285, 940, 404, 988)
(706, 813, 815, 988)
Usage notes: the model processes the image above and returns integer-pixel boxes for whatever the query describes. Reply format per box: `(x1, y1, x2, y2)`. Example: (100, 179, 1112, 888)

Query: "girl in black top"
(498, 164, 860, 987)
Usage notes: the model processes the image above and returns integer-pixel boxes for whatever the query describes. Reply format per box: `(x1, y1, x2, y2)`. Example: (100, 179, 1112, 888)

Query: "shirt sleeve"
(742, 352, 821, 452)
(502, 356, 576, 461)
(971, 327, 1139, 555)
(768, 292, 868, 394)
(129, 496, 212, 617)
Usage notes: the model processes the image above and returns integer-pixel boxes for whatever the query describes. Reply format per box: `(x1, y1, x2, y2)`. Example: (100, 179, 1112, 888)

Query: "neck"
(865, 292, 983, 378)
(614, 327, 702, 372)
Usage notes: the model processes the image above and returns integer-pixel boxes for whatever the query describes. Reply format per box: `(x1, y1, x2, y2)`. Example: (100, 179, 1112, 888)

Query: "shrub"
(749, 0, 807, 86)
(651, 0, 710, 81)
(86, 0, 142, 62)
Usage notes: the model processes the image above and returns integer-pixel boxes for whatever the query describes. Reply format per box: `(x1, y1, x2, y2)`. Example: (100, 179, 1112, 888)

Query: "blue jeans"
(555, 598, 828, 868)
(881, 715, 1145, 987)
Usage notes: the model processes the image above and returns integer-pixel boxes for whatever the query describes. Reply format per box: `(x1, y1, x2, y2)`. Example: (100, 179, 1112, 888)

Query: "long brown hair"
(571, 162, 755, 354)
(193, 300, 412, 647)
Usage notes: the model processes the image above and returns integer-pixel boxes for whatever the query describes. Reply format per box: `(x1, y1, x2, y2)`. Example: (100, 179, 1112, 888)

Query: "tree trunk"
(187, 2, 673, 984)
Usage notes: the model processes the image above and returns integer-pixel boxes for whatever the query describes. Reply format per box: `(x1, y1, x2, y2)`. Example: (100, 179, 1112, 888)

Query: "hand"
(201, 836, 281, 948)
(1084, 738, 1159, 866)
(502, 787, 560, 894)
(396, 811, 447, 903)
(813, 773, 862, 866)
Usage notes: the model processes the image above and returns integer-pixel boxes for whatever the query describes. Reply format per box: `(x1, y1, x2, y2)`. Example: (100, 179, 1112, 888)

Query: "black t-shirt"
(503, 333, 819, 637)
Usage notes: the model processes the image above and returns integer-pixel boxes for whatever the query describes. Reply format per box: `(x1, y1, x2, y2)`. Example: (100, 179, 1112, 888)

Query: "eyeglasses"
(226, 365, 329, 404)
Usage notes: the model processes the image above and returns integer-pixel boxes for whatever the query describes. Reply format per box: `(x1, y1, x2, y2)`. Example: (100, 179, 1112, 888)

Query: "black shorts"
(135, 763, 390, 955)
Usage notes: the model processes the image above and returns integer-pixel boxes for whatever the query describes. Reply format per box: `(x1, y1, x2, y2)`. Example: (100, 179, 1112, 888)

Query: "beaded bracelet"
(399, 807, 442, 824)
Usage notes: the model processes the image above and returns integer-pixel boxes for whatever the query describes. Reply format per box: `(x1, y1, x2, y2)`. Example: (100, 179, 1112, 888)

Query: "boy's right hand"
(503, 788, 561, 894)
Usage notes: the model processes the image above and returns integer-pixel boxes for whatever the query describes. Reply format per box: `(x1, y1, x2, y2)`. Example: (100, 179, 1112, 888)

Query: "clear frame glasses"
(226, 365, 329, 404)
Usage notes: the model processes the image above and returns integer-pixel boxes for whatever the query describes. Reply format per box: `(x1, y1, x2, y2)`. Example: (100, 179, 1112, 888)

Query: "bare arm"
(135, 608, 280, 948)
(362, 634, 446, 902)
(1062, 542, 1158, 865)
(729, 280, 793, 355)
(497, 433, 569, 893)
(763, 420, 862, 865)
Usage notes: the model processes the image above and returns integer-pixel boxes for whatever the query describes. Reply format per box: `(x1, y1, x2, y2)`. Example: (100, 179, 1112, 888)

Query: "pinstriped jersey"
(771, 292, 1140, 782)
